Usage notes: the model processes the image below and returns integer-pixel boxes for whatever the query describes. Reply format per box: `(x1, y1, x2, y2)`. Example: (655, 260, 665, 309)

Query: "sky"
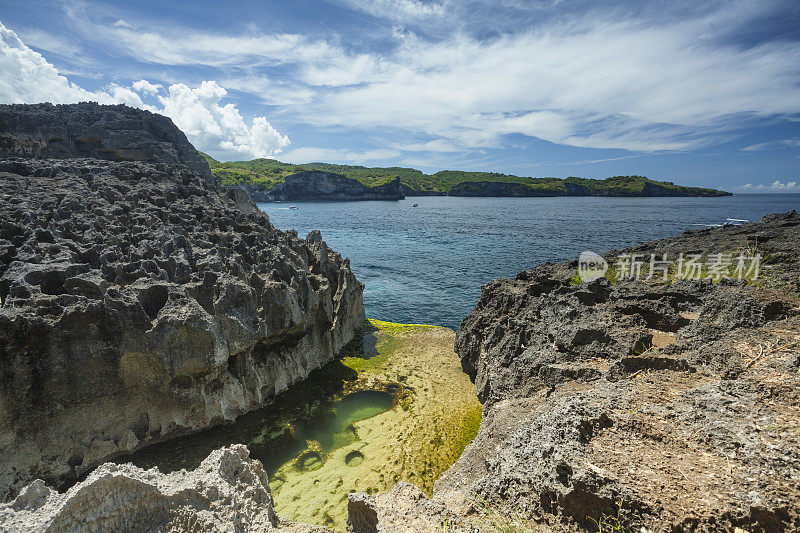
(0, 0, 798, 192)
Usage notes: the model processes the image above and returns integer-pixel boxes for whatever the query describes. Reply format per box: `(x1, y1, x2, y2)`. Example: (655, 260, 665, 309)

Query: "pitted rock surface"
(0, 157, 365, 499)
(0, 445, 331, 532)
(433, 211, 800, 532)
(0, 102, 212, 181)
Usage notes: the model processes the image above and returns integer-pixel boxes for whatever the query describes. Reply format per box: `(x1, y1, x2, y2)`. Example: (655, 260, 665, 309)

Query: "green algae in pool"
(109, 368, 395, 483)
(304, 391, 394, 450)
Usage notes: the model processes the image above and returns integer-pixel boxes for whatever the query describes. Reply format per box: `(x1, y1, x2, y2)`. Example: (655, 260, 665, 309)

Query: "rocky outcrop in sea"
(0, 104, 365, 500)
(236, 172, 405, 202)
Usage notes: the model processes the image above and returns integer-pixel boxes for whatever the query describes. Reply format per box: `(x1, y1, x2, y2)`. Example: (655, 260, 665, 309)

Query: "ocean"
(260, 195, 800, 329)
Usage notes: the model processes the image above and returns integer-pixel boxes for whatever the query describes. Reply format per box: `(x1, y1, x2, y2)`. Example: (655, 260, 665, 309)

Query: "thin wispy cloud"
(337, 0, 446, 20)
(280, 147, 401, 164)
(44, 2, 800, 154)
(742, 140, 800, 151)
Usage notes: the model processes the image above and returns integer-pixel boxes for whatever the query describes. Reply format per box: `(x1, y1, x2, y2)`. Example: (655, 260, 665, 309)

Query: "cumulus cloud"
(6, 0, 800, 163)
(152, 81, 290, 159)
(0, 22, 290, 161)
(0, 22, 97, 104)
(132, 79, 162, 95)
(739, 180, 799, 192)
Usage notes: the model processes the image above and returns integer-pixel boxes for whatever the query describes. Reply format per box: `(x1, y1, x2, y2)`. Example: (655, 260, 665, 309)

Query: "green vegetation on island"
(200, 152, 731, 197)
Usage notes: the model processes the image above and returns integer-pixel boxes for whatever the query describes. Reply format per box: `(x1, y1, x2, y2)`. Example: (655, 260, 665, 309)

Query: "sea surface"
(260, 195, 800, 329)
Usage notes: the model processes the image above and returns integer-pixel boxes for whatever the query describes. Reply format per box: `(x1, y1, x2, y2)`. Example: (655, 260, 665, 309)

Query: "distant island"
(201, 153, 732, 200)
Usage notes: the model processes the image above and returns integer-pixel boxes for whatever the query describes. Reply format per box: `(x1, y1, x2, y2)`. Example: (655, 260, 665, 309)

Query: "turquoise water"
(261, 195, 800, 329)
(107, 363, 395, 479)
(300, 390, 394, 452)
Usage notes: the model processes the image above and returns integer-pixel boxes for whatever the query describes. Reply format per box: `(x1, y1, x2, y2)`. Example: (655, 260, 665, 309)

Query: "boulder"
(0, 445, 330, 532)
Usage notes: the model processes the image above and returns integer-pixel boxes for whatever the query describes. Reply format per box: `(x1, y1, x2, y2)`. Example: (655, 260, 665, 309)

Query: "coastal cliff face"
(237, 171, 405, 202)
(0, 103, 212, 181)
(441, 211, 800, 531)
(0, 104, 365, 500)
(448, 180, 591, 197)
(448, 179, 730, 197)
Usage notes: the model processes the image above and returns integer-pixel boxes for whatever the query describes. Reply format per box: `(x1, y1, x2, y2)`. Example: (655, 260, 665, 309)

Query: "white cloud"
(392, 139, 461, 152)
(0, 22, 98, 104)
(63, 3, 340, 68)
(54, 2, 800, 154)
(0, 22, 290, 161)
(339, 0, 446, 20)
(739, 180, 799, 192)
(132, 79, 162, 95)
(298, 16, 800, 151)
(155, 81, 290, 159)
(280, 147, 401, 164)
(742, 140, 800, 151)
(14, 28, 84, 57)
(6, 0, 800, 160)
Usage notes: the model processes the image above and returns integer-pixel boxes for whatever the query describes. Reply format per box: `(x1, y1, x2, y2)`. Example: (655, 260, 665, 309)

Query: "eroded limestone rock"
(0, 102, 212, 181)
(442, 211, 800, 531)
(0, 445, 330, 532)
(0, 156, 365, 498)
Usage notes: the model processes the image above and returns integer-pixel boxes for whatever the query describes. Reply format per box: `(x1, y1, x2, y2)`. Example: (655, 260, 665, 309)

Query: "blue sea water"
(259, 195, 800, 329)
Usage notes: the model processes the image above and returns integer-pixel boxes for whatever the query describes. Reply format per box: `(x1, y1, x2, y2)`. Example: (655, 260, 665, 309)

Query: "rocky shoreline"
(1, 103, 797, 532)
(363, 210, 800, 532)
(0, 104, 365, 501)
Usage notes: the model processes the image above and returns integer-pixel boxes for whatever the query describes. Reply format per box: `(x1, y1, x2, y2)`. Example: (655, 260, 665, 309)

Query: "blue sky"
(0, 0, 798, 192)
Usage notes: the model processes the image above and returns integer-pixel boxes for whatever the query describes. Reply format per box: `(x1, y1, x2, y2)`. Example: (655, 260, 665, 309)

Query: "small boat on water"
(289, 205, 299, 210)
(412, 203, 419, 207)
